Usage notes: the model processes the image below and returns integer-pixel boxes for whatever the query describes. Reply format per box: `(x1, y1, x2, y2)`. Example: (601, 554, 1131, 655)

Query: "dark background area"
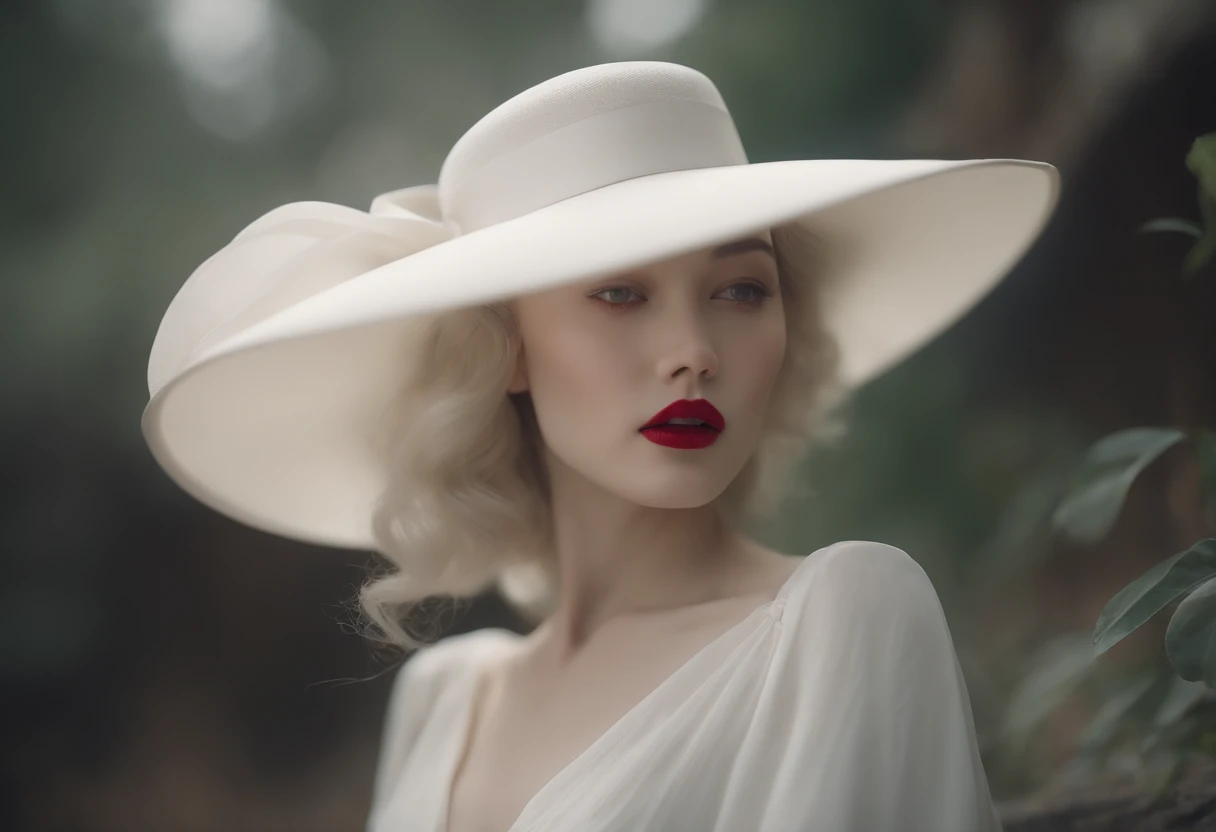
(4, 1, 1216, 829)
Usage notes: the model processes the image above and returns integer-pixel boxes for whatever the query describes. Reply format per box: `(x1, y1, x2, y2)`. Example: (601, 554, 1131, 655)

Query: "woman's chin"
(623, 478, 729, 511)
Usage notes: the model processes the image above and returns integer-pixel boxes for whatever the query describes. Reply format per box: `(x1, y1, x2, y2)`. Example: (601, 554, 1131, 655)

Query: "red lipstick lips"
(639, 398, 726, 449)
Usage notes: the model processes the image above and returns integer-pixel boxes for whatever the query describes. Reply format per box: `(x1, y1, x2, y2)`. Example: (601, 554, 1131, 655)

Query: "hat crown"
(436, 61, 749, 234)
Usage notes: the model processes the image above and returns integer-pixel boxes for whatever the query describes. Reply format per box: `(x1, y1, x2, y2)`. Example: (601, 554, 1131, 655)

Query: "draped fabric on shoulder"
(717, 541, 1003, 831)
(366, 630, 517, 832)
(364, 541, 1003, 832)
(365, 632, 483, 832)
(365, 650, 433, 832)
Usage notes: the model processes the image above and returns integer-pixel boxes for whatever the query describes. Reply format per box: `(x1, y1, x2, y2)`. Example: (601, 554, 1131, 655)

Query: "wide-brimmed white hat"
(141, 60, 1059, 551)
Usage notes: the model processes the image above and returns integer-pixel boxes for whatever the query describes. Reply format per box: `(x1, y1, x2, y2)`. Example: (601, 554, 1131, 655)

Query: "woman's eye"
(591, 287, 642, 305)
(721, 282, 769, 303)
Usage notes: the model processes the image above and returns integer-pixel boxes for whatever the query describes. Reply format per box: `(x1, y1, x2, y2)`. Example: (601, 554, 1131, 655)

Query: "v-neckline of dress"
(435, 550, 823, 832)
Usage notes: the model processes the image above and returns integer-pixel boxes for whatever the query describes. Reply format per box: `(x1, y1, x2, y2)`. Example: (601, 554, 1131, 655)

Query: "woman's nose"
(654, 308, 719, 380)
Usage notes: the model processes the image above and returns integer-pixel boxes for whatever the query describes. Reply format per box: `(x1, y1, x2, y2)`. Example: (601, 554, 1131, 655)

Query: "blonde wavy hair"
(357, 222, 851, 652)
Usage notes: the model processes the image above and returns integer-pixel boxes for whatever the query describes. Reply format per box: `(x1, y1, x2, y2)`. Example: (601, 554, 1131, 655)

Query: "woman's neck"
(540, 487, 775, 664)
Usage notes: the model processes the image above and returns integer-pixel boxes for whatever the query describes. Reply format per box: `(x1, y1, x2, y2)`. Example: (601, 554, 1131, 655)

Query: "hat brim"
(142, 157, 1058, 549)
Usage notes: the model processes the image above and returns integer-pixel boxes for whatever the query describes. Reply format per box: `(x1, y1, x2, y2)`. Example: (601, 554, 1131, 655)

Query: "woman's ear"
(507, 342, 529, 394)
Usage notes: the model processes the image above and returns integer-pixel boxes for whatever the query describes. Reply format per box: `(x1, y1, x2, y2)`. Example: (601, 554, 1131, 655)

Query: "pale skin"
(443, 230, 804, 832)
(505, 227, 798, 663)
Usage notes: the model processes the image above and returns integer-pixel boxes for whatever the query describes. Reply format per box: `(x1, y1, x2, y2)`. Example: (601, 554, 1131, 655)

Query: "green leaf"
(1052, 428, 1187, 545)
(1077, 673, 1155, 754)
(1153, 674, 1210, 727)
(1002, 631, 1098, 754)
(1185, 134, 1216, 204)
(1179, 137, 1216, 278)
(1200, 188, 1216, 232)
(1198, 430, 1216, 530)
(1182, 226, 1216, 277)
(1139, 217, 1203, 238)
(1165, 575, 1216, 687)
(1095, 539, 1216, 656)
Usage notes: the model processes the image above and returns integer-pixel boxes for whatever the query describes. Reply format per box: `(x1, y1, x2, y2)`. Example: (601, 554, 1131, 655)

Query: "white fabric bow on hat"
(147, 184, 452, 399)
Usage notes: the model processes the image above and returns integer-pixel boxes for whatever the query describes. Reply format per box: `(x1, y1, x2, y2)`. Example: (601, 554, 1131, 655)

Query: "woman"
(141, 61, 1059, 831)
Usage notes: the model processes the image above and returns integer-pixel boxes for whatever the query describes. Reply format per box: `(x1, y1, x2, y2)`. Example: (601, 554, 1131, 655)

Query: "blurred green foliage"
(1012, 135, 1216, 793)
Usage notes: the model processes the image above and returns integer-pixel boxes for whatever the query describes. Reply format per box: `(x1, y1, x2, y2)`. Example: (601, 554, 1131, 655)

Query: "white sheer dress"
(365, 540, 1003, 831)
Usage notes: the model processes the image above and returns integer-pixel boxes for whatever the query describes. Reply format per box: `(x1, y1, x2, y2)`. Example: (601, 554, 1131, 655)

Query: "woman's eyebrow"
(711, 237, 775, 260)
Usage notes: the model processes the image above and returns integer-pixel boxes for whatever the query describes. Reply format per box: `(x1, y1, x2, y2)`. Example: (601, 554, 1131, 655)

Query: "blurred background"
(5, 0, 1216, 829)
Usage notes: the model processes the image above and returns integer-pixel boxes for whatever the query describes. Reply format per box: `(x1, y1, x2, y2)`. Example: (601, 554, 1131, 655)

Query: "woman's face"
(508, 231, 787, 509)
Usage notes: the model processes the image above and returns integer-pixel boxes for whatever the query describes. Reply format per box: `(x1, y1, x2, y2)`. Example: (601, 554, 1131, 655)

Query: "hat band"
(444, 98, 749, 234)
